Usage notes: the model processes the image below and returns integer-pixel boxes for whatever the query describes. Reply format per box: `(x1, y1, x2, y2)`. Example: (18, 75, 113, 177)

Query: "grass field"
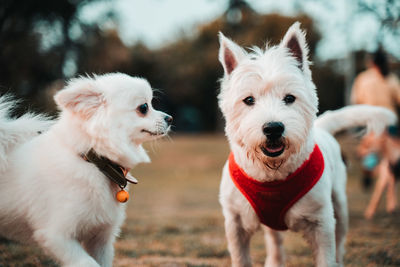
(0, 134, 399, 267)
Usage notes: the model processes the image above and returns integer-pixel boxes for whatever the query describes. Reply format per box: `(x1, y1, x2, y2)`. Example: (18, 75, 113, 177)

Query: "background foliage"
(1, 0, 398, 131)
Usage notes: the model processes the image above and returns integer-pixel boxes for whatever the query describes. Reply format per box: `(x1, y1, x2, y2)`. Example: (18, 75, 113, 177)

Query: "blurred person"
(351, 48, 400, 219)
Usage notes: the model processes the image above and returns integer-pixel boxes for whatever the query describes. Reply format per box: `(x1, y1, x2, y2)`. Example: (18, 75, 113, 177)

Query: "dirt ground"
(0, 134, 399, 267)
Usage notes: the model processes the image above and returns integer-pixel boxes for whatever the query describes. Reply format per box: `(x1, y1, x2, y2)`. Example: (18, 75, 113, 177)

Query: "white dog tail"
(0, 96, 54, 171)
(315, 105, 397, 135)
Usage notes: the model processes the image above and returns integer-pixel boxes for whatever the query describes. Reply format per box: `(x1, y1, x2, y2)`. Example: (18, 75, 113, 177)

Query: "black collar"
(81, 149, 131, 189)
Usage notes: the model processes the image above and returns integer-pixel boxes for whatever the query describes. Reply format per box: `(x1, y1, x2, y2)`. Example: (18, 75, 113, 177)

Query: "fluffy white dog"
(217, 23, 396, 267)
(0, 73, 172, 266)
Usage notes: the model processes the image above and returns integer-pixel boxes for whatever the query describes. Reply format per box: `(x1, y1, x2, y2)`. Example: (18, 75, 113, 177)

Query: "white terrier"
(217, 23, 396, 267)
(0, 73, 172, 267)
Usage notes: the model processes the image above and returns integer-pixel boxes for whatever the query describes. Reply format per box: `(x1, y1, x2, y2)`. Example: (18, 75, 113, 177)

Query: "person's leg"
(365, 159, 391, 219)
(386, 173, 397, 213)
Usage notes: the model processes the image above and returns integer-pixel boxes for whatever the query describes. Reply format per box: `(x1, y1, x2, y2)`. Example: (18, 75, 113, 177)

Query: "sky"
(79, 0, 227, 48)
(78, 0, 399, 61)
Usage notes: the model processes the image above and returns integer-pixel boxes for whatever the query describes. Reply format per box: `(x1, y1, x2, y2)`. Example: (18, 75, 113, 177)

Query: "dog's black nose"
(263, 122, 285, 139)
(164, 115, 173, 126)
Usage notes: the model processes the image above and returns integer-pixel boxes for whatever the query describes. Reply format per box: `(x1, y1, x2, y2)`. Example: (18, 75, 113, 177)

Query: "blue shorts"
(362, 153, 379, 171)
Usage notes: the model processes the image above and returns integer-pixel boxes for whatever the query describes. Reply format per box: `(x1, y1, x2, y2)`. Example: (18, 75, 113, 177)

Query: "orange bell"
(116, 189, 129, 203)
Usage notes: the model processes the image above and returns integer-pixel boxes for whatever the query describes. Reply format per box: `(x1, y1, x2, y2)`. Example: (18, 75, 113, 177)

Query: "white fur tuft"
(0, 96, 53, 171)
(315, 105, 397, 135)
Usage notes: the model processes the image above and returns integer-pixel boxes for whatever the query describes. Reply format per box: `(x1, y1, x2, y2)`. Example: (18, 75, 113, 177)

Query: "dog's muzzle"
(261, 122, 285, 157)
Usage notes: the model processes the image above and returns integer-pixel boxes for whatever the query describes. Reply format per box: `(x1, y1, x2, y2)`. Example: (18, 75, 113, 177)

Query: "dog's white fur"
(218, 23, 396, 267)
(0, 73, 171, 267)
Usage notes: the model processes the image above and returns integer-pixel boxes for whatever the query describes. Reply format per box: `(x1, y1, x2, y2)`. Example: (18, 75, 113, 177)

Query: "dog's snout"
(263, 122, 285, 139)
(164, 115, 173, 126)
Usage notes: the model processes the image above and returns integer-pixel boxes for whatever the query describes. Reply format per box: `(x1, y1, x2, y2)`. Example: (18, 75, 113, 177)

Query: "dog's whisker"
(149, 140, 158, 154)
(164, 134, 173, 143)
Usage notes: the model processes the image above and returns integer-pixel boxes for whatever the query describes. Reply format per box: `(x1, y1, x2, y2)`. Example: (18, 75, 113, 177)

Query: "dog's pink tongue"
(266, 145, 284, 153)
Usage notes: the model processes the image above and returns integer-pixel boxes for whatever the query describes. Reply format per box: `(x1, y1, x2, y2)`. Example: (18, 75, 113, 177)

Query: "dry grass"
(0, 134, 399, 267)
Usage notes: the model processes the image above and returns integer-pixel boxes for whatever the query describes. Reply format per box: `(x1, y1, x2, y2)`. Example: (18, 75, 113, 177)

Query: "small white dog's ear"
(280, 22, 310, 72)
(54, 78, 104, 118)
(218, 32, 246, 76)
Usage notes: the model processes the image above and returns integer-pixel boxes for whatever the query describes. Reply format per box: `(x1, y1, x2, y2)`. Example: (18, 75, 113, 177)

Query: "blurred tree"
(0, 0, 346, 132)
(126, 5, 343, 132)
(292, 0, 400, 57)
(356, 0, 400, 46)
(225, 0, 252, 25)
(76, 28, 131, 74)
(0, 0, 109, 107)
(292, 0, 400, 103)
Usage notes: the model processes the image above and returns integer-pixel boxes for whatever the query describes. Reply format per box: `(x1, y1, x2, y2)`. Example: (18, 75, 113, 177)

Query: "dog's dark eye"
(283, 94, 296, 104)
(138, 103, 148, 115)
(243, 96, 255, 106)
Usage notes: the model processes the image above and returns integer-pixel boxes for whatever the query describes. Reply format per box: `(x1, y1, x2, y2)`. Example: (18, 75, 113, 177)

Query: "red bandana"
(229, 145, 324, 231)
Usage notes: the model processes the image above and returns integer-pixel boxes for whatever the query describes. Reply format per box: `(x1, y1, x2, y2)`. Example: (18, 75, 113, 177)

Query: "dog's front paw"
(265, 258, 285, 267)
(231, 259, 252, 267)
(64, 258, 100, 267)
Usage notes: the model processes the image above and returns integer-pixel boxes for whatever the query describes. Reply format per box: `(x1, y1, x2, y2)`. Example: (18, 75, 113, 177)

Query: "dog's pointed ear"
(54, 77, 104, 118)
(280, 22, 310, 72)
(219, 32, 246, 76)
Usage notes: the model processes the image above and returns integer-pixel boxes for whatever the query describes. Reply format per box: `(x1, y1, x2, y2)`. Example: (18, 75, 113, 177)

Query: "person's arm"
(388, 74, 400, 106)
(350, 76, 362, 105)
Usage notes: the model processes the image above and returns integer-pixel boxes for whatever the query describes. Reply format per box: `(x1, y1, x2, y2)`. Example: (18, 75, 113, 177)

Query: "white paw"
(64, 258, 100, 267)
(265, 258, 285, 267)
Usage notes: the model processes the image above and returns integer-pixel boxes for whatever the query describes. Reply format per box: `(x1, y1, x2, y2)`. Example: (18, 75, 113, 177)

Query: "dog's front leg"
(34, 229, 100, 267)
(302, 215, 337, 267)
(262, 226, 285, 267)
(83, 227, 116, 267)
(224, 211, 253, 267)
